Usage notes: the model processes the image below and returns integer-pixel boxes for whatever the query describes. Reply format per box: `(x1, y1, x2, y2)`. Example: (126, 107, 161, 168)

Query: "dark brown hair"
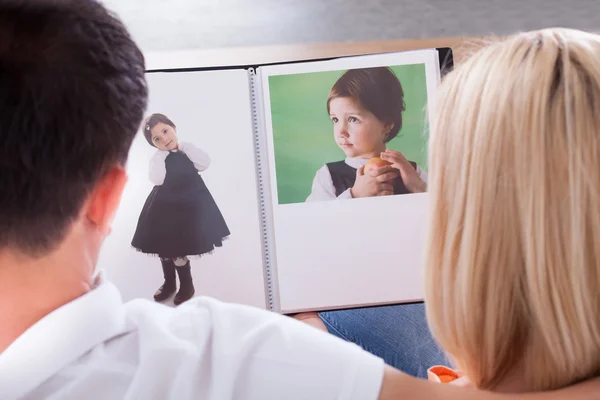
(0, 0, 147, 255)
(143, 113, 176, 147)
(326, 67, 406, 142)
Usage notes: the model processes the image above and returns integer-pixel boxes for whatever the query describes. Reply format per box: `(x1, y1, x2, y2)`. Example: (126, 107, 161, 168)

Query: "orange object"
(438, 374, 456, 383)
(363, 157, 391, 173)
(427, 365, 460, 384)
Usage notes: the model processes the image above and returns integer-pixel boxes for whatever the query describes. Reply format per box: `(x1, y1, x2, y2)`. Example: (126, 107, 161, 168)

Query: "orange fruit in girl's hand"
(364, 157, 391, 174)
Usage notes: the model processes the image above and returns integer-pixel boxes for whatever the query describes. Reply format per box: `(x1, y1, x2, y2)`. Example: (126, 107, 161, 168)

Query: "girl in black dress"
(131, 113, 230, 305)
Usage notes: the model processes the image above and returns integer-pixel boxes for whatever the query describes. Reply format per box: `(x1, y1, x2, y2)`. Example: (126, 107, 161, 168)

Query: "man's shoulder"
(121, 296, 222, 339)
(120, 296, 277, 346)
(35, 295, 385, 400)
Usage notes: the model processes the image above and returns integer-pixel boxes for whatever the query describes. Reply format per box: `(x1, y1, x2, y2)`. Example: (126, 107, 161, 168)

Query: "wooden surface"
(144, 35, 491, 71)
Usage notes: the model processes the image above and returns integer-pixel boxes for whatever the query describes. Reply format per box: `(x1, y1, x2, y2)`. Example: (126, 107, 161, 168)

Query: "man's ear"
(85, 166, 128, 235)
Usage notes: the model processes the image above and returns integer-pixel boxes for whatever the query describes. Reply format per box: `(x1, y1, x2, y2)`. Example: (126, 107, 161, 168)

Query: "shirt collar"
(344, 157, 369, 169)
(0, 270, 128, 399)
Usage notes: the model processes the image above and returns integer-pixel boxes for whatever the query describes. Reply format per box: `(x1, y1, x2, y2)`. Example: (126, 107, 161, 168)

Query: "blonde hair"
(424, 28, 600, 391)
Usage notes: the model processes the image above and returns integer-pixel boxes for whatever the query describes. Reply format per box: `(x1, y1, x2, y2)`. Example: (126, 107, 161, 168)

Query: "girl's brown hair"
(326, 67, 406, 142)
(142, 113, 175, 147)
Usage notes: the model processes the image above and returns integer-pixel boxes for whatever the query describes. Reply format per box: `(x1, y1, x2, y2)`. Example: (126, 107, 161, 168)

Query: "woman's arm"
(148, 150, 168, 185)
(306, 165, 352, 202)
(379, 367, 600, 400)
(179, 141, 211, 172)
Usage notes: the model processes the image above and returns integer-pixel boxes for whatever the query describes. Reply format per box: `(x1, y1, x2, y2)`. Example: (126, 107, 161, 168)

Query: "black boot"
(174, 261, 195, 305)
(154, 258, 176, 302)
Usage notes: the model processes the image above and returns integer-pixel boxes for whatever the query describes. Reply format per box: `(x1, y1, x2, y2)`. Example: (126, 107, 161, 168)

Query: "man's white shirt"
(0, 271, 385, 400)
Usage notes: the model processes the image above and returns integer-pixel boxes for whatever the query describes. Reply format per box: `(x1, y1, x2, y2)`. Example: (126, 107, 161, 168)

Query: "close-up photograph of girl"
(306, 67, 428, 202)
(267, 61, 430, 206)
(131, 113, 231, 305)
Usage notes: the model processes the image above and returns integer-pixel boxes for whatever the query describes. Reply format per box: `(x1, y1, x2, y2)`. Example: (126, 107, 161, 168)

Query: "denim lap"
(318, 303, 448, 379)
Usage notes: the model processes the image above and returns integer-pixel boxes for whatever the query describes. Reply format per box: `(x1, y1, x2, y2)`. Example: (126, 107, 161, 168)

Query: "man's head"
(0, 0, 147, 257)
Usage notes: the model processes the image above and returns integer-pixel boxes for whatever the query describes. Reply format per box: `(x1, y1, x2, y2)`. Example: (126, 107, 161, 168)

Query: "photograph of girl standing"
(131, 113, 231, 305)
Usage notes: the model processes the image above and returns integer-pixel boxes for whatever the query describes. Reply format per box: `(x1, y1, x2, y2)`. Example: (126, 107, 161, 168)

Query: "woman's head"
(327, 67, 406, 158)
(424, 28, 600, 392)
(142, 113, 178, 151)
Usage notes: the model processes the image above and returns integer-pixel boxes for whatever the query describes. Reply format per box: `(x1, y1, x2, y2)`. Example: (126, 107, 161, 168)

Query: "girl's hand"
(380, 149, 427, 193)
(351, 165, 398, 198)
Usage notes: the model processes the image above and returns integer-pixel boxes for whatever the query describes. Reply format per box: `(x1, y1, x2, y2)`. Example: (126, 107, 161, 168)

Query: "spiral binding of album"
(249, 68, 280, 311)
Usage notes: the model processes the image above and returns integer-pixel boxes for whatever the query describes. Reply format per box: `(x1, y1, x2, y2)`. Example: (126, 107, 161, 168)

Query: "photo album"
(96, 47, 454, 314)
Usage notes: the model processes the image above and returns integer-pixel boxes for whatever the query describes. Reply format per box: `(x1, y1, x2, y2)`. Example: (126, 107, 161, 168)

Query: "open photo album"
(96, 47, 454, 314)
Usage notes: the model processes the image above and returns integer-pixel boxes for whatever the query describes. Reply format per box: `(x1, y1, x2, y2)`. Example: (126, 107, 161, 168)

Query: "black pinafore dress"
(131, 151, 230, 259)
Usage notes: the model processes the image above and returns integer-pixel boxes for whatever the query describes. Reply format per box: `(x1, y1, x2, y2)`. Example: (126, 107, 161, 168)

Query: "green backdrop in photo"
(268, 64, 429, 205)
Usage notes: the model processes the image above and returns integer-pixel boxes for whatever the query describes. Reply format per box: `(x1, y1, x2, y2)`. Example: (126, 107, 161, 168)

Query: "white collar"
(0, 270, 128, 399)
(344, 157, 369, 169)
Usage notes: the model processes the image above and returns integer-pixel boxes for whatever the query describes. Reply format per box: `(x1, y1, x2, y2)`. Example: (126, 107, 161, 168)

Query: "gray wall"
(102, 0, 600, 53)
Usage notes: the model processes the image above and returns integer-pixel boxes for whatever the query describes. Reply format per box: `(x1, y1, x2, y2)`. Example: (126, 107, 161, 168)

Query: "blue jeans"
(318, 303, 447, 379)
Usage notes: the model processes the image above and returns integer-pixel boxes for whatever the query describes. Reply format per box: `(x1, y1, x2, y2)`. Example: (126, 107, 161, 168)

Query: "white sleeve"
(148, 150, 168, 185)
(306, 165, 354, 202)
(179, 142, 211, 172)
(416, 165, 428, 184)
(181, 297, 385, 400)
